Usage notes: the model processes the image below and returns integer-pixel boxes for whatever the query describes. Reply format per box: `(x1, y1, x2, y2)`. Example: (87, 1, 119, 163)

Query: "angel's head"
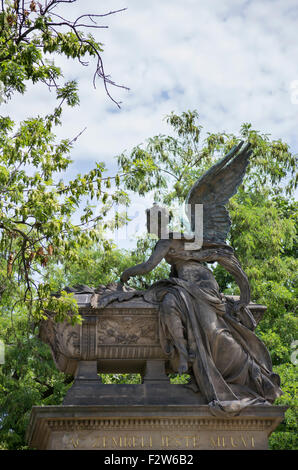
(145, 203, 199, 249)
(145, 203, 171, 238)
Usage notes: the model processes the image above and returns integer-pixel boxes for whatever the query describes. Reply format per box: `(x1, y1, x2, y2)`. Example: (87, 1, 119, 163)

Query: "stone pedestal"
(26, 404, 286, 450)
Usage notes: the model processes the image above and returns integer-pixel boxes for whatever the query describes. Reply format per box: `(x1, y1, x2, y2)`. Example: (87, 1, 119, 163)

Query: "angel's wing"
(186, 141, 252, 243)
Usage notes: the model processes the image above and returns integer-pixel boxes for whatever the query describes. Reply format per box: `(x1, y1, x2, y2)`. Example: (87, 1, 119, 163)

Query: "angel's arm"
(191, 247, 250, 306)
(120, 239, 172, 283)
(216, 251, 251, 306)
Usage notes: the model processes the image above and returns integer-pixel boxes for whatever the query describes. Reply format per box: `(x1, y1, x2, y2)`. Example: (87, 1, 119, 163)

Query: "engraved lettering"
(61, 432, 257, 450)
(183, 436, 192, 448)
(125, 436, 136, 448)
(92, 437, 100, 448)
(210, 436, 226, 448)
(70, 438, 79, 448)
(231, 437, 238, 448)
(139, 435, 152, 448)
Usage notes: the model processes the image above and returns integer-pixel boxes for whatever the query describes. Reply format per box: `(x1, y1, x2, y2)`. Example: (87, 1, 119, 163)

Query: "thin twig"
(68, 126, 87, 145)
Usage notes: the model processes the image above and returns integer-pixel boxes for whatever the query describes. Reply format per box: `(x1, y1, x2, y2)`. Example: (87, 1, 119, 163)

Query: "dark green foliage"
(269, 364, 298, 450)
(0, 312, 72, 449)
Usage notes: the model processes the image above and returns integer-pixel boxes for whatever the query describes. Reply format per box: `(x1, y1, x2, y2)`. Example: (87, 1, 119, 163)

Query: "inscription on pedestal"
(26, 400, 287, 450)
(57, 431, 260, 450)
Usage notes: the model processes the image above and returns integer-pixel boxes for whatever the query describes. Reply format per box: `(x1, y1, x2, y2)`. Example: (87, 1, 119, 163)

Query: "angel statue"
(120, 141, 282, 415)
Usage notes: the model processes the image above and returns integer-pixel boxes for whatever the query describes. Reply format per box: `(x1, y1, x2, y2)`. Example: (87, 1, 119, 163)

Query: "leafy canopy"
(118, 110, 297, 203)
(0, 1, 130, 324)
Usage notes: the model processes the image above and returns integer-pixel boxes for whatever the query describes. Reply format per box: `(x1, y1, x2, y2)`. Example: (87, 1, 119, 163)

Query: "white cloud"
(2, 0, 298, 199)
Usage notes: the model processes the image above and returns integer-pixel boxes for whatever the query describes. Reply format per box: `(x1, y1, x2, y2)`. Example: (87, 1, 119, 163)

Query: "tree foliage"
(0, 1, 130, 449)
(118, 110, 297, 203)
(0, 0, 129, 326)
(0, 310, 72, 449)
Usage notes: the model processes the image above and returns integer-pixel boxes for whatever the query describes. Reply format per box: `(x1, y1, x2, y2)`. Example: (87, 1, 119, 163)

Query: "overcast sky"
(3, 0, 298, 245)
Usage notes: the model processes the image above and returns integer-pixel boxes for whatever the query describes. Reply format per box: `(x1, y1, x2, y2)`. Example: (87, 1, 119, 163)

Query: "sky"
(3, 0, 298, 246)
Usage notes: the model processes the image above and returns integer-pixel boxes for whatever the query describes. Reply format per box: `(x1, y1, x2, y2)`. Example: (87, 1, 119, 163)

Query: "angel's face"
(146, 217, 169, 238)
(146, 206, 170, 238)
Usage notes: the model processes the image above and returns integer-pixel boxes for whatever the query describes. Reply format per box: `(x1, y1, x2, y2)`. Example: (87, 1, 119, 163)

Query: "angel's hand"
(120, 267, 136, 284)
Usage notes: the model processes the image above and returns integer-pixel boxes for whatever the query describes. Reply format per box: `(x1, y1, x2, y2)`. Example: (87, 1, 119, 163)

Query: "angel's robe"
(143, 277, 283, 416)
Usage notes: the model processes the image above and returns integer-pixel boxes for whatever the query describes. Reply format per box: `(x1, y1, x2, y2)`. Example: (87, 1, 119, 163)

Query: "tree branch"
(1, 1, 128, 106)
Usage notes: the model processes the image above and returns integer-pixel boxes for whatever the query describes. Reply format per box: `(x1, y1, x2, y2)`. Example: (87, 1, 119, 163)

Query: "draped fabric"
(144, 278, 282, 416)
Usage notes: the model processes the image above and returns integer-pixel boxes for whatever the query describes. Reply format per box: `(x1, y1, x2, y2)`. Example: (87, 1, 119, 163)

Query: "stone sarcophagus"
(40, 292, 267, 380)
(40, 294, 167, 377)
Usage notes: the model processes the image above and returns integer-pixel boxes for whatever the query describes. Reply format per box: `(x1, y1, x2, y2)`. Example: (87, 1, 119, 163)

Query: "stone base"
(26, 404, 286, 450)
(62, 360, 206, 406)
